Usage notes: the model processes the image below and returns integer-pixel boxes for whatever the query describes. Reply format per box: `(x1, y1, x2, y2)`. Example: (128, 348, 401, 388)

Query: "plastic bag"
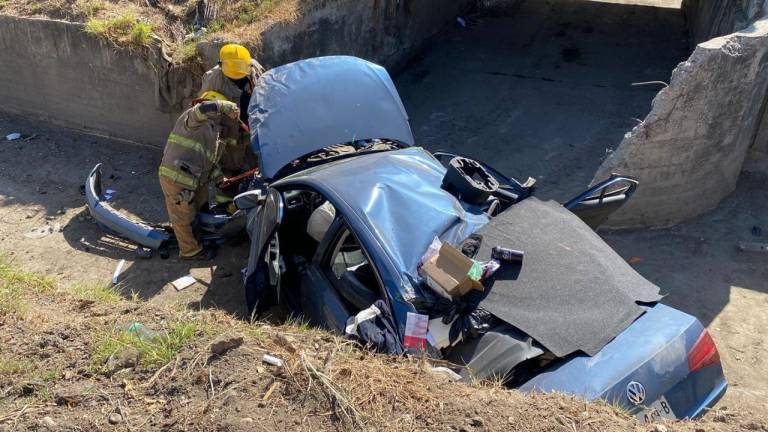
(419, 236, 443, 268)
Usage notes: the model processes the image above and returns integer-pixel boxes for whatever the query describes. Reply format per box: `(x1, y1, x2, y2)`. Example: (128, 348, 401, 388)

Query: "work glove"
(217, 101, 240, 119)
(177, 189, 195, 205)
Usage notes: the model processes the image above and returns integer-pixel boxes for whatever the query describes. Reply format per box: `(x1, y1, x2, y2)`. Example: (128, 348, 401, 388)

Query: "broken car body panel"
(85, 164, 246, 250)
(248, 56, 415, 179)
(85, 163, 171, 250)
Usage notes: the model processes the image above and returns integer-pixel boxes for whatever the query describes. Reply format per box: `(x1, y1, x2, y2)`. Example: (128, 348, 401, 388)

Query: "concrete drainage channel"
(0, 0, 766, 227)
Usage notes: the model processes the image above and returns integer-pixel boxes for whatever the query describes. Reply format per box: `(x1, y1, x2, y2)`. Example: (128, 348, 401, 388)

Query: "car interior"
(268, 187, 383, 316)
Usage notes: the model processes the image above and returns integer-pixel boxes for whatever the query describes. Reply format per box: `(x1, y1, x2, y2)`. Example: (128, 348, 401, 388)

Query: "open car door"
(242, 188, 284, 314)
(563, 174, 639, 230)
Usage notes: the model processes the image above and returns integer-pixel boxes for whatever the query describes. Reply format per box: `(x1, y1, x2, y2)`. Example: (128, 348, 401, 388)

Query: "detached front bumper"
(85, 163, 172, 250)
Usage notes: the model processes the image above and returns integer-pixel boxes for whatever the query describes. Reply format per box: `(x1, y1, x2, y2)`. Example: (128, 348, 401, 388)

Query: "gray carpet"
(476, 198, 662, 357)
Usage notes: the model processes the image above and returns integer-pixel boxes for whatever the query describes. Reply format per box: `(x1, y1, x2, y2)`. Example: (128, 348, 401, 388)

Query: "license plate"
(636, 396, 677, 423)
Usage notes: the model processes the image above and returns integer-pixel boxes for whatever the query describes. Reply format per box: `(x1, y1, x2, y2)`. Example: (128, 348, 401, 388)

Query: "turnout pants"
(159, 175, 209, 258)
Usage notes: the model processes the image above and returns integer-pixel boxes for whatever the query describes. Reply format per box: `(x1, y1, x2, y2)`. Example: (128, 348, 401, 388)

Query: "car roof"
(276, 147, 489, 288)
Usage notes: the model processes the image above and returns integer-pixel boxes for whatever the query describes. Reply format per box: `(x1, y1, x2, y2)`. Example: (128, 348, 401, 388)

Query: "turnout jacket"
(159, 100, 237, 190)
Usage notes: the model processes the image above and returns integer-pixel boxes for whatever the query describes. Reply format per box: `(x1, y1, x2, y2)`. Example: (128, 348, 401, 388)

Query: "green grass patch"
(92, 321, 198, 370)
(207, 19, 225, 33)
(72, 281, 122, 304)
(236, 0, 276, 25)
(79, 0, 106, 17)
(0, 256, 56, 317)
(40, 369, 61, 383)
(0, 359, 35, 376)
(84, 15, 154, 47)
(283, 314, 311, 333)
(172, 40, 202, 65)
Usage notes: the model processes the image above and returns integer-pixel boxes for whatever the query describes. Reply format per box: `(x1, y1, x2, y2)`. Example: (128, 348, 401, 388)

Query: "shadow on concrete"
(396, 0, 690, 202)
(602, 172, 768, 327)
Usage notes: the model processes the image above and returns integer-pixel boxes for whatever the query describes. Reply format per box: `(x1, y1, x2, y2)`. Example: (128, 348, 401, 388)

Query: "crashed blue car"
(87, 55, 727, 422)
(236, 56, 726, 422)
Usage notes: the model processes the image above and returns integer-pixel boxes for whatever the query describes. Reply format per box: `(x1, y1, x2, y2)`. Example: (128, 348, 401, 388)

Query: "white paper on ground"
(171, 275, 197, 291)
(5, 133, 21, 141)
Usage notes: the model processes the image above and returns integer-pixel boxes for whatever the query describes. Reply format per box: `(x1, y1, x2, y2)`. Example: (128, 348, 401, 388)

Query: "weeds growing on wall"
(84, 15, 155, 48)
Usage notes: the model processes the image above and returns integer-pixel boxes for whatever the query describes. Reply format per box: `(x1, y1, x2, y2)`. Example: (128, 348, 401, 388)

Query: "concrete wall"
(683, 0, 765, 45)
(0, 0, 472, 147)
(0, 16, 200, 145)
(594, 13, 768, 228)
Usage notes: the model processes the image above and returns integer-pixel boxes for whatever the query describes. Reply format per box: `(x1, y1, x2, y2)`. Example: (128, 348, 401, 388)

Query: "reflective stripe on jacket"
(159, 102, 227, 189)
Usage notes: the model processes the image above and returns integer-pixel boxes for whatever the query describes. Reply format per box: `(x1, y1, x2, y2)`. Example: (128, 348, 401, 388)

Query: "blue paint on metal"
(274, 147, 489, 337)
(519, 304, 727, 418)
(249, 56, 415, 179)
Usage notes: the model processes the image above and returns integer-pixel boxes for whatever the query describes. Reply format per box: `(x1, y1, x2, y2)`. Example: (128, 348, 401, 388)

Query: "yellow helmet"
(199, 90, 229, 102)
(219, 44, 252, 80)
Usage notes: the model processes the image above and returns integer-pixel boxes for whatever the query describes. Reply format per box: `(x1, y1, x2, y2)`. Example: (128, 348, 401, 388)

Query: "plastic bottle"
(126, 322, 159, 341)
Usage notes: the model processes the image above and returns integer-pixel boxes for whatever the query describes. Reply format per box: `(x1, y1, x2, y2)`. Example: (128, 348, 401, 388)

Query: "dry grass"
(0, 256, 56, 318)
(1, 0, 301, 59)
(0, 260, 766, 431)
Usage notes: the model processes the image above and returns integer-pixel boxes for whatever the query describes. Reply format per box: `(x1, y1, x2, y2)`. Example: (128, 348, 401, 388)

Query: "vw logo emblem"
(626, 381, 646, 405)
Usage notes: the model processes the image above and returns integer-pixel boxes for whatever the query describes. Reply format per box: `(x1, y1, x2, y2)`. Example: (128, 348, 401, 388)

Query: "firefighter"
(158, 93, 239, 260)
(200, 44, 264, 173)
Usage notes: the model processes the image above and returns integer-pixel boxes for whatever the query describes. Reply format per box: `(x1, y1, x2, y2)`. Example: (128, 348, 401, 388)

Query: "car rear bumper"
(669, 364, 727, 419)
(518, 304, 727, 421)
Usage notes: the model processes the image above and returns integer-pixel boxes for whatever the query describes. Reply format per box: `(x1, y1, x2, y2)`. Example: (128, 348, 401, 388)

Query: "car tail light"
(688, 330, 720, 373)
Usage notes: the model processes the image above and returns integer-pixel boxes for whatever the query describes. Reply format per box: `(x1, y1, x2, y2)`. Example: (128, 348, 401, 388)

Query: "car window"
(330, 229, 369, 279)
(324, 226, 383, 311)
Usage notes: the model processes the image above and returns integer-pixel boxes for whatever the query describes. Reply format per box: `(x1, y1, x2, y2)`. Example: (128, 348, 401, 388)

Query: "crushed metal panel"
(476, 197, 662, 357)
(248, 56, 415, 179)
(283, 147, 489, 291)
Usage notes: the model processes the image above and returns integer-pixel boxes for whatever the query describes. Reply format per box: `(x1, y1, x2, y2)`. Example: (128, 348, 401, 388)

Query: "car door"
(244, 188, 284, 315)
(563, 174, 639, 229)
(299, 218, 384, 333)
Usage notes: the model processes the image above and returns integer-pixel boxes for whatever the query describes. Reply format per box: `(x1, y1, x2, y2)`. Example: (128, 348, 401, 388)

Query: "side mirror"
(234, 189, 266, 210)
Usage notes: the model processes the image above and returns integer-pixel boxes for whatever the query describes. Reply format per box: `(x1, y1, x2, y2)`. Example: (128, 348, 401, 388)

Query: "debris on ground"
(111, 259, 126, 284)
(108, 413, 123, 425)
(429, 366, 462, 381)
(627, 256, 643, 265)
(171, 275, 197, 291)
(136, 246, 153, 259)
(262, 354, 284, 368)
(738, 242, 768, 253)
(104, 347, 140, 376)
(103, 188, 116, 201)
(208, 333, 244, 356)
(5, 132, 21, 141)
(23, 223, 62, 239)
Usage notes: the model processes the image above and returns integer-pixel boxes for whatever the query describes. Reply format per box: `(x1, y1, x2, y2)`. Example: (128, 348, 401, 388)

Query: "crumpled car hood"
(248, 56, 415, 179)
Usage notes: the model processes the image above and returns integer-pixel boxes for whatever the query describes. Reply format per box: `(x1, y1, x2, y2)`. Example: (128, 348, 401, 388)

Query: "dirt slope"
(1, 262, 766, 432)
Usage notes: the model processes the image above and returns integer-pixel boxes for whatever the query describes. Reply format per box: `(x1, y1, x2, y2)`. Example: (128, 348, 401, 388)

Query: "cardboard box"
(421, 243, 484, 298)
